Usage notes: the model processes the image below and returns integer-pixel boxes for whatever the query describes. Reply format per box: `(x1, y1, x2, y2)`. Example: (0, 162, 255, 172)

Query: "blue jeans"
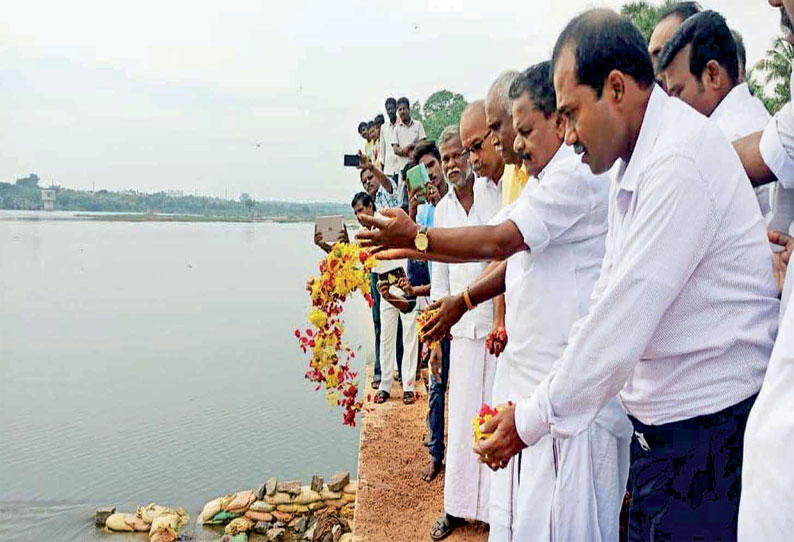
(627, 393, 756, 541)
(427, 337, 450, 463)
(370, 273, 402, 381)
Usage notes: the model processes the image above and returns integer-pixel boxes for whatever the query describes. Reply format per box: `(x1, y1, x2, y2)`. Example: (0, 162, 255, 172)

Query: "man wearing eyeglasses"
(428, 121, 501, 540)
(460, 100, 506, 222)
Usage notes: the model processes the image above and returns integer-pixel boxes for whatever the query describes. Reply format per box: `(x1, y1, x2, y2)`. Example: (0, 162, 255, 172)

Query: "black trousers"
(627, 394, 756, 542)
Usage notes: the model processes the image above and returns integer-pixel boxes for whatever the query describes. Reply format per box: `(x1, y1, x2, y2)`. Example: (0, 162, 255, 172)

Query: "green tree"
(750, 36, 794, 115)
(15, 173, 40, 187)
(417, 90, 468, 141)
(620, 0, 678, 41)
(239, 192, 256, 217)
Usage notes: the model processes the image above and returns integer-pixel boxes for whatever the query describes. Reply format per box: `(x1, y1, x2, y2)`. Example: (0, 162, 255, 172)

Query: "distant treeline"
(0, 174, 352, 220)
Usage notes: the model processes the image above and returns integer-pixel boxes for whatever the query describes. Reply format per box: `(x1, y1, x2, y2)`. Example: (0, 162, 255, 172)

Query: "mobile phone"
(406, 163, 430, 203)
(343, 154, 360, 167)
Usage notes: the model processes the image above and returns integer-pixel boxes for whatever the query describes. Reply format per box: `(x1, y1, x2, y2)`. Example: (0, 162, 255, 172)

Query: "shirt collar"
(398, 118, 414, 128)
(711, 83, 751, 123)
(537, 141, 571, 181)
(614, 85, 667, 193)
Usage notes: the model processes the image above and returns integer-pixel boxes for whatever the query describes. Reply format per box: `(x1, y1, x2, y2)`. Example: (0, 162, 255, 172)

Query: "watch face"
(416, 234, 429, 251)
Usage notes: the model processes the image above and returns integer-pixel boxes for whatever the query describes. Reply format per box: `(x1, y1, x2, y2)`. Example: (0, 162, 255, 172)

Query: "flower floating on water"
(295, 242, 377, 427)
(472, 402, 514, 443)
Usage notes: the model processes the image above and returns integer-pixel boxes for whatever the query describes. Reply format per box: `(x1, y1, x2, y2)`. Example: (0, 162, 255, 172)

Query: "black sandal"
(373, 390, 390, 404)
(403, 391, 416, 405)
(430, 514, 463, 540)
(370, 379, 381, 389)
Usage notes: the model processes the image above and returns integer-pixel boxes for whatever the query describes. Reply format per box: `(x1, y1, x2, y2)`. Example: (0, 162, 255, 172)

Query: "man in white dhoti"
(428, 124, 498, 540)
(735, 1, 794, 538)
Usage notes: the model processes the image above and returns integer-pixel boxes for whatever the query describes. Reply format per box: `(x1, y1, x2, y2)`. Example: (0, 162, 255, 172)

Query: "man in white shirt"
(657, 10, 774, 216)
(379, 98, 399, 179)
(393, 96, 427, 209)
(736, 1, 794, 538)
(427, 125, 496, 540)
(357, 9, 779, 540)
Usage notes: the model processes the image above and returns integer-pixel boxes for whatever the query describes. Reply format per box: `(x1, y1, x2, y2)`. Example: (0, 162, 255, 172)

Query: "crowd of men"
(321, 1, 794, 540)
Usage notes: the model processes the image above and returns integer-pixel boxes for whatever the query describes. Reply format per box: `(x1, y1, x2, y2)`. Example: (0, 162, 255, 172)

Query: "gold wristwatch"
(414, 226, 429, 252)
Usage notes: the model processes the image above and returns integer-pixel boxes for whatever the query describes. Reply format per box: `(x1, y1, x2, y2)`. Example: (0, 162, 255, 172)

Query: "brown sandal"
(373, 390, 390, 404)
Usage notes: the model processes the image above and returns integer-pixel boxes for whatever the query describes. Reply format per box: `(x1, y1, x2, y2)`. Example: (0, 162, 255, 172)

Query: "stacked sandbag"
(198, 489, 256, 525)
(105, 513, 150, 532)
(104, 504, 188, 542)
(149, 508, 188, 542)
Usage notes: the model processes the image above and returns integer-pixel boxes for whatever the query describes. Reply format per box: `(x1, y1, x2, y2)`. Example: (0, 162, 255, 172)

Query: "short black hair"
(657, 11, 739, 86)
(509, 61, 557, 117)
(351, 191, 375, 210)
(374, 114, 385, 125)
(385, 97, 397, 107)
(658, 2, 702, 23)
(412, 140, 441, 164)
(551, 9, 655, 98)
(732, 29, 746, 77)
(366, 120, 374, 128)
(397, 97, 410, 108)
(357, 121, 368, 132)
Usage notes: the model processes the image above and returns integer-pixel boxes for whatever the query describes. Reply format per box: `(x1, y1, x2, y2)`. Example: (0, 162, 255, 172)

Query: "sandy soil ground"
(352, 367, 488, 542)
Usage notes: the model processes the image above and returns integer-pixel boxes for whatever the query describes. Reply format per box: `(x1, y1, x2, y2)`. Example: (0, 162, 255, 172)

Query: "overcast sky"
(0, 1, 781, 202)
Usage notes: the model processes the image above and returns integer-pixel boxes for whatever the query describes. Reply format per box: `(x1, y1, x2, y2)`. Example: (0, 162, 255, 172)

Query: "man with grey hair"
(428, 123, 497, 540)
(486, 71, 529, 207)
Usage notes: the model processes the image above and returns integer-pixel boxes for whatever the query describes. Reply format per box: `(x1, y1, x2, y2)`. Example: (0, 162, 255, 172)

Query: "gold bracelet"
(463, 288, 477, 311)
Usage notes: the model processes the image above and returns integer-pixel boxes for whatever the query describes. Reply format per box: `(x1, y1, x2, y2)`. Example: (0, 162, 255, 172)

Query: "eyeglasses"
(462, 128, 492, 154)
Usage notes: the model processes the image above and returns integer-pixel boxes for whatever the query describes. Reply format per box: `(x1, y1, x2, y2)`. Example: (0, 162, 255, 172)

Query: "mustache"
(519, 152, 531, 161)
(573, 142, 587, 155)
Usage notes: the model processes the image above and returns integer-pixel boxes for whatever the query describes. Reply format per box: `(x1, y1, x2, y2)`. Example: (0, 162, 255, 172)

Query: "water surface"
(0, 212, 370, 541)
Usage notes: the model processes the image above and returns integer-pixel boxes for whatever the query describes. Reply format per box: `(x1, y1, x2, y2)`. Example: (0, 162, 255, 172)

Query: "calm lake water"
(0, 212, 370, 541)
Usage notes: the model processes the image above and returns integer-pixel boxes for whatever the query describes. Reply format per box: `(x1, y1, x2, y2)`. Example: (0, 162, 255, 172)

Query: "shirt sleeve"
(514, 155, 717, 446)
(760, 103, 794, 189)
(507, 162, 601, 255)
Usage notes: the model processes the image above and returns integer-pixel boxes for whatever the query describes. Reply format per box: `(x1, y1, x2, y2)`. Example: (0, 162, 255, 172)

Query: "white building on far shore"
(41, 188, 56, 211)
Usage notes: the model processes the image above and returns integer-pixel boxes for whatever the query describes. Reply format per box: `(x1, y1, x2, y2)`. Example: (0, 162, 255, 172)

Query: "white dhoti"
(444, 336, 496, 522)
(514, 399, 631, 542)
(488, 353, 519, 542)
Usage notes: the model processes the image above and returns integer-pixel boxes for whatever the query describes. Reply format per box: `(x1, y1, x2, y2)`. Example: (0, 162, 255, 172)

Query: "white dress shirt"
(393, 118, 426, 174)
(515, 86, 780, 446)
(490, 143, 611, 393)
(379, 120, 399, 176)
(760, 73, 794, 234)
(473, 174, 503, 226)
(711, 82, 773, 217)
(430, 182, 495, 340)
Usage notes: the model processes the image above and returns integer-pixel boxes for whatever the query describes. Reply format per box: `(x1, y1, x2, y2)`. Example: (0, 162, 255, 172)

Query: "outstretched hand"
(473, 403, 526, 471)
(356, 208, 419, 250)
(421, 295, 467, 343)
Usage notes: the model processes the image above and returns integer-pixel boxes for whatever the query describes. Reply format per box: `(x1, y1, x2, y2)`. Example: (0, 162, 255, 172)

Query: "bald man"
(648, 1, 701, 76)
(486, 72, 530, 207)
